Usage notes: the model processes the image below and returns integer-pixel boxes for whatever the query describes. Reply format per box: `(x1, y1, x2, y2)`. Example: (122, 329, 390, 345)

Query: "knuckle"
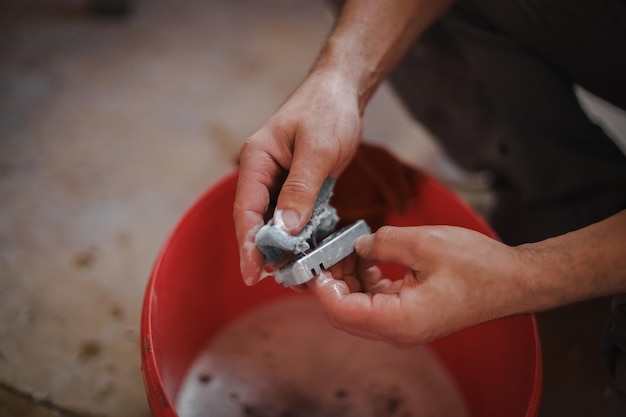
(239, 135, 263, 161)
(300, 132, 338, 158)
(372, 226, 394, 249)
(280, 178, 315, 200)
(420, 227, 447, 251)
(244, 128, 276, 149)
(311, 138, 336, 156)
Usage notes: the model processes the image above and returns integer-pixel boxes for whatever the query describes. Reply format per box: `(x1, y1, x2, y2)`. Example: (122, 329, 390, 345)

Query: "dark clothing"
(382, 0, 626, 415)
(606, 295, 626, 405)
(388, 0, 626, 243)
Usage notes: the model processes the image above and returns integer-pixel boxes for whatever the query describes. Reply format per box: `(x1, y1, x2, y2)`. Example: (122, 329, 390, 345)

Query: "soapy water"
(175, 297, 468, 417)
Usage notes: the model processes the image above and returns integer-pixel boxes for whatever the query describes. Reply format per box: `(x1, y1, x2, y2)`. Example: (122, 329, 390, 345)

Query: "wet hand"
(307, 225, 528, 347)
(234, 71, 362, 285)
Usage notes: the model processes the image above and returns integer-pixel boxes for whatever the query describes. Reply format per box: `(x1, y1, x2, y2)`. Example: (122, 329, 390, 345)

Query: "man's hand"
(307, 225, 529, 346)
(234, 71, 361, 286)
(308, 210, 626, 346)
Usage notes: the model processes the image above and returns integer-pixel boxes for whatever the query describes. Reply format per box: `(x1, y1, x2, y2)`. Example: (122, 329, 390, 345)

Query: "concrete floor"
(1, 1, 625, 417)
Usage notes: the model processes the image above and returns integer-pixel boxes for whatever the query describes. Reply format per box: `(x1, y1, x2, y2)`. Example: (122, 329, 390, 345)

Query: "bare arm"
(519, 209, 626, 312)
(315, 0, 455, 112)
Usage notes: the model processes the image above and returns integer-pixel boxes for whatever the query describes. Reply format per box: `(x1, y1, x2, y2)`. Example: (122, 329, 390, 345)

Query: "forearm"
(314, 0, 455, 113)
(517, 210, 626, 313)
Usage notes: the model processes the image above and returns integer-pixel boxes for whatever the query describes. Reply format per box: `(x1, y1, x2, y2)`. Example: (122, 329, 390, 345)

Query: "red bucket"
(141, 170, 542, 417)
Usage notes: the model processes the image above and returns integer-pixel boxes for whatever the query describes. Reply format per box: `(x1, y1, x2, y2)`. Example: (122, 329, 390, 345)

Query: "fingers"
(307, 272, 409, 345)
(273, 104, 361, 234)
(234, 138, 283, 285)
(355, 226, 430, 269)
(234, 130, 344, 284)
(234, 76, 361, 284)
(328, 255, 362, 293)
(326, 254, 389, 294)
(361, 267, 394, 293)
(274, 137, 339, 234)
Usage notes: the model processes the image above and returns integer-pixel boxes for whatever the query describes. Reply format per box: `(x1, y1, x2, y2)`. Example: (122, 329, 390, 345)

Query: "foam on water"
(176, 297, 468, 417)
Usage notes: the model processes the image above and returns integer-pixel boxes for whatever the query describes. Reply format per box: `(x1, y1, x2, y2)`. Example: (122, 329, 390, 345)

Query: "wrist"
(303, 64, 364, 118)
(511, 241, 591, 314)
(312, 35, 382, 115)
(507, 244, 559, 314)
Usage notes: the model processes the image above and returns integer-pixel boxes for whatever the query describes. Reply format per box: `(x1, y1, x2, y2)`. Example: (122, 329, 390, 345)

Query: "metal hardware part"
(274, 220, 371, 287)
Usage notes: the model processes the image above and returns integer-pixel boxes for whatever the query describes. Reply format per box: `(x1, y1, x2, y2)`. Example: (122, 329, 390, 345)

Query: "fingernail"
(355, 234, 372, 252)
(244, 276, 257, 286)
(315, 271, 348, 298)
(273, 209, 299, 231)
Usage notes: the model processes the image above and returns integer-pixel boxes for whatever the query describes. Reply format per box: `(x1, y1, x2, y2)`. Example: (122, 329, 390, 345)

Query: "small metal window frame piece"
(273, 220, 371, 287)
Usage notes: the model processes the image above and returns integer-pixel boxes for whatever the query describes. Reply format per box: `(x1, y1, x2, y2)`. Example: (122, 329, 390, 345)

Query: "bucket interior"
(141, 171, 542, 417)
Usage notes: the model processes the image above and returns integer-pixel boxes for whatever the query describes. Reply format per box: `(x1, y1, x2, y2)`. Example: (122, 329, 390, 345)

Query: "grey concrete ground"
(1, 1, 625, 417)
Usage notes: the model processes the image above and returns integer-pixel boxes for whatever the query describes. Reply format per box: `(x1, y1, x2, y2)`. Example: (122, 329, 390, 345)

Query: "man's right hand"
(234, 70, 362, 286)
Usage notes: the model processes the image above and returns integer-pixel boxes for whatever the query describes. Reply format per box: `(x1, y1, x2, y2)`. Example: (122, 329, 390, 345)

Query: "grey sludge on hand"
(255, 177, 339, 265)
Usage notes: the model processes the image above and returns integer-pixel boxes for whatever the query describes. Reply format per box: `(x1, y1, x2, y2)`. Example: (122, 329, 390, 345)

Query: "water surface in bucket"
(176, 296, 468, 417)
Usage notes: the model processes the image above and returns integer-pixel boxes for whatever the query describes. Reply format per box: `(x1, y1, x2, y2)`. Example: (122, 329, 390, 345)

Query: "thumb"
(275, 147, 336, 234)
(355, 226, 423, 267)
